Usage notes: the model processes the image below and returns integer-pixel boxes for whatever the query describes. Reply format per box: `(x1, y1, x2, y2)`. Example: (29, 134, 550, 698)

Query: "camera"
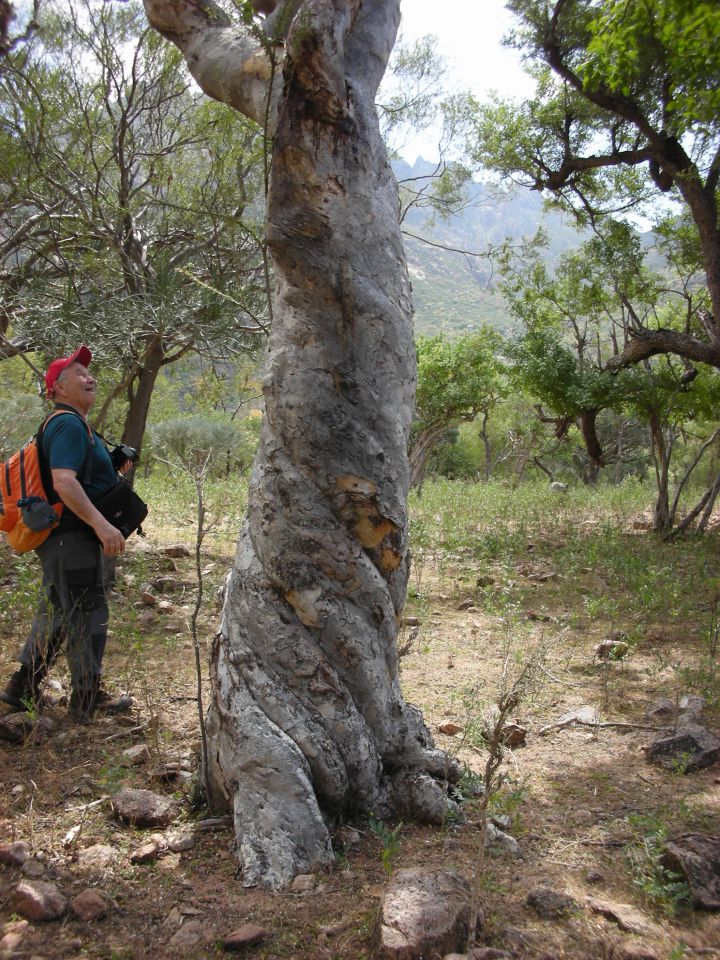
(110, 443, 139, 471)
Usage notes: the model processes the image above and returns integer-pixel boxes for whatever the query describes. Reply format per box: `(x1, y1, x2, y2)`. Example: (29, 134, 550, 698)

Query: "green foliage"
(1, 0, 267, 446)
(625, 814, 692, 917)
(150, 415, 256, 479)
(580, 0, 720, 131)
(367, 817, 403, 878)
(0, 392, 44, 459)
(415, 328, 506, 434)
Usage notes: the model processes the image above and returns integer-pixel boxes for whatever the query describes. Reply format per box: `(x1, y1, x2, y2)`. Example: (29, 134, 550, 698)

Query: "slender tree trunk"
(120, 338, 165, 456)
(649, 413, 673, 534)
(479, 410, 492, 482)
(173, 0, 462, 890)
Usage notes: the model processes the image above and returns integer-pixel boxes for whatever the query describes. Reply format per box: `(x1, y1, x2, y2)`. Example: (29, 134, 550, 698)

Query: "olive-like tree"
(473, 0, 720, 372)
(142, 0, 460, 890)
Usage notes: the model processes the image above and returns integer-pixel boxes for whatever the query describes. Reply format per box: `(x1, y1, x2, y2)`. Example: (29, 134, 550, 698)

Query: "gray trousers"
(19, 530, 109, 696)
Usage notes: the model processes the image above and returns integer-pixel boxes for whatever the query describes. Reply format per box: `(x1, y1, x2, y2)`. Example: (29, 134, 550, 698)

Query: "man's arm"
(51, 468, 126, 557)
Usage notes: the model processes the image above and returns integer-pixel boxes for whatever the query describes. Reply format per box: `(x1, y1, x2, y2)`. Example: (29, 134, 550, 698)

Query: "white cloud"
(392, 0, 535, 163)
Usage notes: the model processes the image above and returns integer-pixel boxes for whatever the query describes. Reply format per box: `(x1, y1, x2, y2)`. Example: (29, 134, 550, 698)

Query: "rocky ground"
(1, 514, 720, 960)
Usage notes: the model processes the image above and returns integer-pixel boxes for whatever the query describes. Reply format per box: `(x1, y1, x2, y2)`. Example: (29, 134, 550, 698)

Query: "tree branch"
(605, 328, 720, 373)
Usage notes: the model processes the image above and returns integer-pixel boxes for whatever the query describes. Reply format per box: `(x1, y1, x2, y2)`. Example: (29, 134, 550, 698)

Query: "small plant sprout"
(367, 816, 404, 878)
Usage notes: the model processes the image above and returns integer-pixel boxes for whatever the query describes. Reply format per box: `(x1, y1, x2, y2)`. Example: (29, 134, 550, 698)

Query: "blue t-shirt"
(42, 409, 117, 501)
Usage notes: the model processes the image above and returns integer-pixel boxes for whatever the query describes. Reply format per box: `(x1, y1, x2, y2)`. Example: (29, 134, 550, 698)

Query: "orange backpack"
(0, 410, 92, 553)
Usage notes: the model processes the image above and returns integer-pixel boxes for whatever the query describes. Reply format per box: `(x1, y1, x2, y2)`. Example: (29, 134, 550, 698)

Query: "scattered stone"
(138, 609, 157, 626)
(439, 722, 464, 736)
(526, 611, 553, 622)
(112, 788, 177, 828)
(526, 887, 578, 919)
(335, 826, 361, 848)
(402, 616, 420, 627)
(167, 920, 207, 952)
(140, 585, 157, 606)
(501, 722, 527, 749)
(527, 571, 557, 583)
(157, 600, 175, 613)
(76, 844, 116, 869)
(291, 873, 316, 893)
(486, 823, 521, 859)
(585, 869, 605, 884)
(163, 545, 191, 558)
(476, 576, 495, 588)
(13, 880, 67, 921)
(587, 898, 657, 936)
(608, 944, 661, 960)
(0, 919, 29, 953)
(129, 835, 166, 864)
(376, 868, 473, 960)
(0, 839, 31, 866)
(167, 831, 196, 853)
(164, 907, 183, 929)
(121, 744, 150, 766)
(223, 924, 268, 951)
(21, 859, 46, 879)
(661, 833, 720, 909)
(70, 889, 108, 921)
(490, 815, 512, 831)
(644, 724, 720, 772)
(152, 576, 180, 593)
(457, 598, 475, 611)
(644, 698, 675, 721)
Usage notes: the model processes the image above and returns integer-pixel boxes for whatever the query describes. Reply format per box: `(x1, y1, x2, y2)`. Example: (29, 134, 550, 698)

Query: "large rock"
(662, 833, 720, 909)
(13, 880, 67, 921)
(526, 887, 578, 919)
(587, 899, 658, 937)
(376, 868, 473, 960)
(111, 788, 177, 828)
(0, 713, 55, 743)
(644, 724, 720, 772)
(167, 920, 208, 952)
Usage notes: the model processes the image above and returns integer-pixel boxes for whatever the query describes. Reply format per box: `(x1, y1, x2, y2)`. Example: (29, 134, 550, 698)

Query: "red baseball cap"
(45, 345, 93, 394)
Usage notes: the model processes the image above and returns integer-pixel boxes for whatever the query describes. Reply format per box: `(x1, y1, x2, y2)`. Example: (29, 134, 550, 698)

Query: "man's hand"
(52, 468, 126, 557)
(95, 519, 126, 557)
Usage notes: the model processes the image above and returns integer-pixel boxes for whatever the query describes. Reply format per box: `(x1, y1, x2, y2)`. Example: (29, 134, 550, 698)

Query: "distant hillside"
(394, 157, 587, 337)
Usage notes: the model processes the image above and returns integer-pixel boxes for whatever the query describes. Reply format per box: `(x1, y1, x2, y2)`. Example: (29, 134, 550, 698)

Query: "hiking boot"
(0, 665, 33, 711)
(94, 681, 133, 715)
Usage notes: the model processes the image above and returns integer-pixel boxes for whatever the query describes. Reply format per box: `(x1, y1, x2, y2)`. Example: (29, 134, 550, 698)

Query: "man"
(1, 345, 133, 722)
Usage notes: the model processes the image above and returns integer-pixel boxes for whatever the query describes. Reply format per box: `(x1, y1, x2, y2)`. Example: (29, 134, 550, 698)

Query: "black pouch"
(93, 481, 148, 539)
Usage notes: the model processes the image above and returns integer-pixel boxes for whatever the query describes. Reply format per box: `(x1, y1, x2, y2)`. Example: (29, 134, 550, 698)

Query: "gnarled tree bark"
(143, 0, 460, 890)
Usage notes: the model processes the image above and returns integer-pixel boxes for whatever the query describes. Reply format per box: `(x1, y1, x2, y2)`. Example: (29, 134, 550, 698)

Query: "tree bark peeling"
(144, 0, 461, 890)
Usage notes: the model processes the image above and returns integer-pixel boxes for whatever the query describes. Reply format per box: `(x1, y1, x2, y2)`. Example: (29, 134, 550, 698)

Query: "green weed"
(367, 816, 403, 878)
(625, 814, 691, 917)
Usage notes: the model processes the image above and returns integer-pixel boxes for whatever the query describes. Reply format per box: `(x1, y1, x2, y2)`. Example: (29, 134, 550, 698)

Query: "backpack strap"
(37, 408, 95, 502)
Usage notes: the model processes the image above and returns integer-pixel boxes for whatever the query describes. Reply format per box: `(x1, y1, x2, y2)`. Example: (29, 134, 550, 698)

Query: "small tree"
(411, 329, 506, 488)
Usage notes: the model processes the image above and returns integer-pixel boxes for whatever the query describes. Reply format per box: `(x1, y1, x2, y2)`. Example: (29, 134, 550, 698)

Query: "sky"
(392, 0, 535, 163)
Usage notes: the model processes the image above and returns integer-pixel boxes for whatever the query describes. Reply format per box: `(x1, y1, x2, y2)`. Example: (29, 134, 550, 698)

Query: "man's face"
(53, 362, 97, 414)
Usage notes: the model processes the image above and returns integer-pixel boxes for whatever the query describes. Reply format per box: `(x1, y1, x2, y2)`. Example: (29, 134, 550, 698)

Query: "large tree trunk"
(144, 0, 460, 891)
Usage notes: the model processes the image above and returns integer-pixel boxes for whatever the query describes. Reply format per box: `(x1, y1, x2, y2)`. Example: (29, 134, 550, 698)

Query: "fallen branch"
(538, 717, 669, 736)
